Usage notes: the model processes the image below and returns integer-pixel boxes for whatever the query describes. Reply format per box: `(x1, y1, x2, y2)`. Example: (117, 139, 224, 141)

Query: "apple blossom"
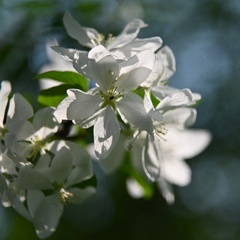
(54, 45, 155, 159)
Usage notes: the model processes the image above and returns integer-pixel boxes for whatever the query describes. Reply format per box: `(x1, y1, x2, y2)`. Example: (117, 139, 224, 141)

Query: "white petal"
(117, 50, 155, 91)
(88, 45, 111, 62)
(68, 187, 96, 204)
(4, 121, 35, 158)
(73, 51, 91, 77)
(116, 67, 152, 93)
(156, 90, 193, 110)
(51, 147, 73, 183)
(141, 56, 164, 87)
(143, 91, 163, 122)
(126, 178, 144, 199)
(88, 45, 119, 93)
(0, 80, 11, 128)
(94, 106, 120, 159)
(156, 45, 176, 82)
(27, 190, 44, 218)
(64, 141, 93, 186)
(163, 107, 197, 129)
(151, 85, 177, 99)
(157, 178, 175, 204)
(99, 136, 125, 173)
(107, 18, 147, 49)
(5, 189, 31, 220)
(51, 46, 78, 62)
(0, 174, 7, 195)
(161, 155, 192, 186)
(18, 167, 52, 190)
(142, 136, 161, 182)
(33, 107, 59, 139)
(0, 149, 17, 175)
(66, 166, 91, 187)
(54, 90, 75, 121)
(111, 37, 162, 60)
(31, 193, 63, 239)
(63, 12, 98, 48)
(6, 93, 33, 131)
(66, 89, 102, 121)
(74, 107, 103, 129)
(116, 92, 153, 134)
(162, 128, 212, 159)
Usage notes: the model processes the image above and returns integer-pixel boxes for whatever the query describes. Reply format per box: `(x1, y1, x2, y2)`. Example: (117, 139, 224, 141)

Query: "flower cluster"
(0, 81, 95, 238)
(0, 13, 211, 238)
(52, 12, 211, 200)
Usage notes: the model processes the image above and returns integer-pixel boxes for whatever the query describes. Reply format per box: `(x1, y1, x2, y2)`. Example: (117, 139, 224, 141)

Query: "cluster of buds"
(0, 13, 211, 238)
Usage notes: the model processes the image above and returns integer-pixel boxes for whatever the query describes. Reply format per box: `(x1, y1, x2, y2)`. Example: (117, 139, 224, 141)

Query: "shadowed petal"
(88, 45, 119, 93)
(51, 147, 73, 183)
(0, 81, 11, 128)
(142, 136, 161, 182)
(94, 106, 120, 159)
(117, 92, 153, 134)
(6, 93, 34, 132)
(67, 89, 102, 121)
(63, 12, 98, 48)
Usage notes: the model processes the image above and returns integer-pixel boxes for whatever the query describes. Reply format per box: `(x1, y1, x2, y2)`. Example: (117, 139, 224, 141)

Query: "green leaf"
(34, 71, 88, 92)
(38, 84, 79, 107)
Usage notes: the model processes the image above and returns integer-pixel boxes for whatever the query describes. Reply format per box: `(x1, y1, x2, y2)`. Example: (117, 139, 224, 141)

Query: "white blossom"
(61, 12, 162, 60)
(4, 107, 59, 160)
(0, 81, 33, 139)
(55, 45, 155, 159)
(130, 93, 211, 203)
(17, 142, 95, 238)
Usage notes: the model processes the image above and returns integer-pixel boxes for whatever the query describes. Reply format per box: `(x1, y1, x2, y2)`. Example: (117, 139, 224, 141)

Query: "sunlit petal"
(107, 18, 147, 49)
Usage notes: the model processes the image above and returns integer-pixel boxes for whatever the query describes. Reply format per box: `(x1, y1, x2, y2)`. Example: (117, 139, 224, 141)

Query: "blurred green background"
(1, 0, 240, 239)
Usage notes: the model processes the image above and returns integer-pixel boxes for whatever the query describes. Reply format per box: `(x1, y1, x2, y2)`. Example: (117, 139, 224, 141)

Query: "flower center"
(59, 188, 73, 204)
(101, 87, 124, 109)
(90, 33, 115, 47)
(19, 136, 47, 161)
(154, 122, 168, 141)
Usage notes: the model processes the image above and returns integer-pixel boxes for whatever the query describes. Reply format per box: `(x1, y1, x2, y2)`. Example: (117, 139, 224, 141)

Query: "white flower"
(0, 81, 11, 132)
(148, 108, 211, 202)
(151, 85, 201, 110)
(0, 81, 33, 139)
(55, 45, 155, 159)
(61, 12, 162, 60)
(17, 142, 95, 238)
(130, 92, 211, 203)
(140, 46, 176, 87)
(4, 107, 59, 160)
(126, 178, 145, 199)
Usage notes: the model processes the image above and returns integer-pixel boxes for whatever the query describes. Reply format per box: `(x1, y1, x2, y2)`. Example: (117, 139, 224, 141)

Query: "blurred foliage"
(1, 0, 240, 240)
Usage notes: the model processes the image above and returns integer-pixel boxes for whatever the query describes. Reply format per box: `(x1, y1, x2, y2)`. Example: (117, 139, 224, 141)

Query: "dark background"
(1, 0, 240, 239)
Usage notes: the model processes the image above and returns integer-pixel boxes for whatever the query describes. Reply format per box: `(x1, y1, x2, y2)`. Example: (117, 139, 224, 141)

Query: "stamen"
(59, 188, 73, 203)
